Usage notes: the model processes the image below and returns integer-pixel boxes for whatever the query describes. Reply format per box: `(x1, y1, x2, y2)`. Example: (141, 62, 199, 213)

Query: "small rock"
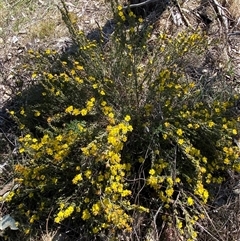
(11, 36, 18, 44)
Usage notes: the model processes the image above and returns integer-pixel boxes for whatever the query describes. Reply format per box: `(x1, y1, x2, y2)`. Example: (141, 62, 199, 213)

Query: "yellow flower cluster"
(117, 5, 126, 22)
(91, 202, 101, 216)
(19, 131, 77, 162)
(76, 113, 134, 230)
(72, 173, 83, 184)
(55, 204, 75, 223)
(65, 97, 95, 117)
(82, 209, 91, 220)
(194, 182, 209, 203)
(107, 121, 133, 151)
(9, 16, 240, 241)
(103, 199, 132, 231)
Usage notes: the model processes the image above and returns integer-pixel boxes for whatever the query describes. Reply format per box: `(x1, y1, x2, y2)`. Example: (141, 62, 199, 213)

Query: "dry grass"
(0, 0, 111, 52)
(0, 0, 112, 105)
(225, 0, 240, 18)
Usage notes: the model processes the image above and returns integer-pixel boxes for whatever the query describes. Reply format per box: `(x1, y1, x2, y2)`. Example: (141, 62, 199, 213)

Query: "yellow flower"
(147, 176, 158, 187)
(108, 112, 114, 118)
(149, 169, 155, 175)
(165, 188, 174, 197)
(72, 173, 83, 184)
(85, 170, 92, 179)
(30, 214, 38, 223)
(200, 167, 206, 173)
(189, 82, 195, 88)
(176, 128, 183, 136)
(128, 125, 133, 131)
(177, 219, 183, 229)
(222, 124, 228, 129)
(232, 129, 238, 135)
(101, 101, 107, 106)
(163, 133, 168, 139)
(187, 197, 194, 206)
(54, 217, 61, 223)
(117, 5, 123, 11)
(175, 177, 181, 183)
(19, 148, 25, 154)
(56, 135, 63, 141)
(224, 158, 230, 165)
(208, 121, 215, 128)
(65, 105, 73, 113)
(178, 139, 184, 145)
(129, 11, 135, 17)
(202, 157, 207, 163)
(124, 115, 131, 122)
(47, 73, 54, 80)
(45, 49, 51, 55)
(64, 205, 74, 218)
(164, 203, 170, 209)
(24, 228, 30, 234)
(20, 109, 25, 115)
(34, 111, 41, 117)
(164, 122, 170, 127)
(75, 77, 83, 84)
(82, 209, 91, 220)
(166, 177, 173, 185)
(76, 65, 84, 70)
(193, 123, 200, 129)
(118, 10, 123, 17)
(100, 90, 105, 95)
(72, 108, 81, 115)
(92, 203, 101, 216)
(81, 108, 88, 116)
(121, 190, 131, 197)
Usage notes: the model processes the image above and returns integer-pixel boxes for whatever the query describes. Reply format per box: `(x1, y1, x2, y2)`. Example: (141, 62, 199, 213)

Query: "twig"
(153, 204, 163, 240)
(45, 208, 53, 238)
(0, 127, 15, 147)
(173, 0, 194, 29)
(123, 0, 159, 9)
(210, 0, 229, 33)
(194, 195, 225, 240)
(228, 31, 240, 36)
(196, 222, 221, 241)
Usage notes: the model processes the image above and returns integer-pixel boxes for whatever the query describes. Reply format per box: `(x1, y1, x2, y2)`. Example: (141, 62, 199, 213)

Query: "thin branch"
(0, 127, 15, 147)
(196, 222, 222, 241)
(228, 31, 240, 36)
(123, 0, 159, 9)
(173, 0, 194, 29)
(153, 204, 163, 240)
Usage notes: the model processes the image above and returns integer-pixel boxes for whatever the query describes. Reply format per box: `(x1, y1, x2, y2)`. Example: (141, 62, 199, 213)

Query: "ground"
(0, 0, 240, 240)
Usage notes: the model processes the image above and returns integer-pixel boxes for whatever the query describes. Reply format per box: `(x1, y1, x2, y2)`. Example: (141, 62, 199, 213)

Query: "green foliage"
(5, 1, 240, 240)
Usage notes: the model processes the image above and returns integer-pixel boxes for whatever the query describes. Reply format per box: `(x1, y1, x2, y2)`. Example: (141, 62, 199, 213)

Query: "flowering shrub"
(5, 1, 240, 240)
